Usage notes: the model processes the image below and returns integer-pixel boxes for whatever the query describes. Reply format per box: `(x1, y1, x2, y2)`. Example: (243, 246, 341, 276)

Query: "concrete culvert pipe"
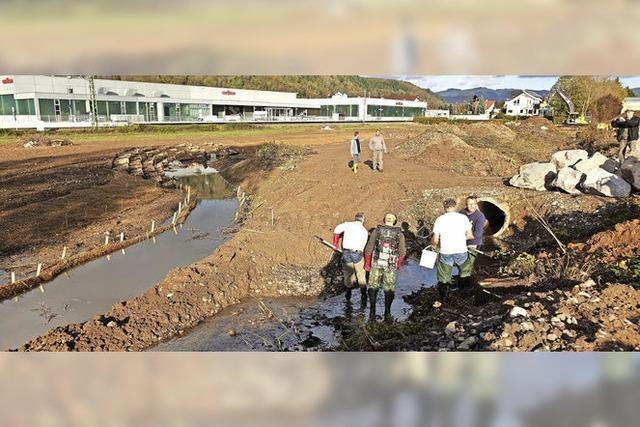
(477, 198, 510, 237)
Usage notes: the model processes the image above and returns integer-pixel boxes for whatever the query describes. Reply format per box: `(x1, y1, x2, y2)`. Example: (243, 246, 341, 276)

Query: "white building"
(622, 97, 640, 112)
(0, 75, 427, 129)
(503, 90, 543, 116)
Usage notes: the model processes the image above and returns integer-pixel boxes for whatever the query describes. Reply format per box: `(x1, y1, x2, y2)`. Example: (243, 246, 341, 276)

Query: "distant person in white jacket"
(369, 130, 387, 172)
(350, 131, 361, 173)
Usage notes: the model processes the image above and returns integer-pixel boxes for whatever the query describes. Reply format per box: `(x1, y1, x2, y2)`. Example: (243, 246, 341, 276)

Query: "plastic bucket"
(419, 249, 438, 269)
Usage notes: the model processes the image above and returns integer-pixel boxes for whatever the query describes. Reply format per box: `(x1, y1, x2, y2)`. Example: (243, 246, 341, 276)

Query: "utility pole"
(363, 90, 367, 124)
(87, 75, 98, 129)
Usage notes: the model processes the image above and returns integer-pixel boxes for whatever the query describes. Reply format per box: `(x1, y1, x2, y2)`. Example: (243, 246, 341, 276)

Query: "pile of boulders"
(111, 143, 237, 188)
(22, 136, 72, 148)
(509, 149, 639, 198)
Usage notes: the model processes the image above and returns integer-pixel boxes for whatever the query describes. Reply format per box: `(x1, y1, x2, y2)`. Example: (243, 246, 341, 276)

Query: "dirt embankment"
(395, 118, 573, 177)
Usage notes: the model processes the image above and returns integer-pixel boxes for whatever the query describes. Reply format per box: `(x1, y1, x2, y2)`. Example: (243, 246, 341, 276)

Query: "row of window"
(0, 95, 36, 115)
(2, 95, 427, 120)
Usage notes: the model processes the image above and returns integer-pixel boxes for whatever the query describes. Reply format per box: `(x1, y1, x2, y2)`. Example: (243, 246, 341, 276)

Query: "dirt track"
(2, 121, 634, 351)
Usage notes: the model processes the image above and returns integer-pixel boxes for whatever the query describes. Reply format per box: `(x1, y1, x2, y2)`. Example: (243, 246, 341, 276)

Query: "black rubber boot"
(360, 286, 368, 308)
(345, 287, 352, 302)
(383, 291, 395, 321)
(437, 282, 449, 301)
(368, 288, 378, 320)
(459, 276, 472, 290)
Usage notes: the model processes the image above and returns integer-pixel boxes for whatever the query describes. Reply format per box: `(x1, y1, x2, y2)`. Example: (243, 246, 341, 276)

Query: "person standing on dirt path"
(459, 195, 486, 288)
(369, 130, 387, 172)
(333, 212, 370, 307)
(364, 213, 406, 321)
(432, 199, 474, 301)
(611, 110, 640, 160)
(350, 131, 362, 173)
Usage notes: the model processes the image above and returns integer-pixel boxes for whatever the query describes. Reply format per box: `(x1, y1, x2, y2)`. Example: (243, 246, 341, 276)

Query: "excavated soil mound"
(570, 219, 640, 263)
(396, 126, 517, 177)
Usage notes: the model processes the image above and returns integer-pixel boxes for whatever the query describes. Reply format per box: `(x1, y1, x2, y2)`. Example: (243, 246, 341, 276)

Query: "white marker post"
(187, 186, 191, 203)
(151, 220, 156, 233)
(172, 212, 177, 225)
(11, 272, 16, 284)
(178, 202, 182, 214)
(105, 232, 110, 245)
(119, 232, 124, 242)
(36, 263, 42, 277)
(61, 246, 67, 260)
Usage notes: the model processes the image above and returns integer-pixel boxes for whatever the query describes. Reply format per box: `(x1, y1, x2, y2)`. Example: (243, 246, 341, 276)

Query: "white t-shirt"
(334, 220, 369, 251)
(432, 212, 472, 255)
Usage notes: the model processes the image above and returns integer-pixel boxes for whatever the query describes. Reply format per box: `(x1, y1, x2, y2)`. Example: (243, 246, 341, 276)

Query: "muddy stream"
(0, 172, 237, 350)
(153, 260, 437, 351)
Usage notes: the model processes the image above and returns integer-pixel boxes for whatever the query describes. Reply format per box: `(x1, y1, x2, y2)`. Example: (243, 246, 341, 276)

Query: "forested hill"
(104, 75, 443, 107)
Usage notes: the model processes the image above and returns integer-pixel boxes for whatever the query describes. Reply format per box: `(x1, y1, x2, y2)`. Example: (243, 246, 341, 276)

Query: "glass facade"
(367, 105, 425, 117)
(0, 94, 17, 115)
(16, 99, 36, 115)
(321, 104, 359, 117)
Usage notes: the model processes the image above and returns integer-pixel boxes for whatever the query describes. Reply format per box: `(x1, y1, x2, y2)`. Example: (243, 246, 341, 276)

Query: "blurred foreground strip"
(1, 0, 640, 74)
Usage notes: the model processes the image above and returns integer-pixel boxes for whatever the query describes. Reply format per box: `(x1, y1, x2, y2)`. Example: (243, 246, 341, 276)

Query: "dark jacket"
(611, 116, 640, 142)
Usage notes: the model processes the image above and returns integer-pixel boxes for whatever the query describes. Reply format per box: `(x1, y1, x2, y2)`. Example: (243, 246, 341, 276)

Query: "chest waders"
(369, 225, 401, 321)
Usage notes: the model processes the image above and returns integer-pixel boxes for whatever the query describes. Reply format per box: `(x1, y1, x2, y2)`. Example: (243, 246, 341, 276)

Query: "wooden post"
(187, 186, 191, 203)
(151, 220, 156, 233)
(172, 212, 177, 225)
(178, 202, 182, 214)
(36, 263, 42, 277)
(105, 232, 110, 245)
(11, 272, 16, 284)
(61, 246, 67, 260)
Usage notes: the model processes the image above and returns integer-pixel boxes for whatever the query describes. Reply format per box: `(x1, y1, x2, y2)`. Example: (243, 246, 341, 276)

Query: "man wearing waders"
(364, 213, 406, 321)
(333, 212, 369, 307)
(432, 199, 474, 301)
(350, 131, 362, 173)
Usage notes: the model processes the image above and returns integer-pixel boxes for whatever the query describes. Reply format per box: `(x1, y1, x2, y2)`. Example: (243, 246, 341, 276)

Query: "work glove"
(364, 254, 372, 272)
(396, 256, 405, 269)
(332, 234, 341, 253)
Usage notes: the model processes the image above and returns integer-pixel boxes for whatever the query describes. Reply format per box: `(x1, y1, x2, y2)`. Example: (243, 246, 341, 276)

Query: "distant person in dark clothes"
(611, 110, 640, 160)
(459, 195, 486, 285)
(350, 131, 361, 173)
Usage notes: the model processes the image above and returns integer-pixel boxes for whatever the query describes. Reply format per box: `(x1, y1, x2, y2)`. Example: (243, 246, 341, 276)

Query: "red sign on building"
(221, 90, 236, 95)
(2, 77, 14, 84)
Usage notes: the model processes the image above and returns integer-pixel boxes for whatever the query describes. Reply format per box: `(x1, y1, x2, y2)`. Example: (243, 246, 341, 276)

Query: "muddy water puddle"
(154, 260, 437, 351)
(0, 173, 237, 350)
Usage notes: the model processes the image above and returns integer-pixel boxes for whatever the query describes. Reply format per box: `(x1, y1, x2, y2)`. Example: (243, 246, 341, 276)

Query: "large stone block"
(620, 156, 640, 191)
(574, 152, 610, 173)
(552, 166, 585, 195)
(582, 167, 631, 198)
(509, 162, 557, 191)
(551, 149, 589, 169)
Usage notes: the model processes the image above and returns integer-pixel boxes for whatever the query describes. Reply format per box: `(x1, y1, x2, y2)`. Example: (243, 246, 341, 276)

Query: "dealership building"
(0, 75, 428, 129)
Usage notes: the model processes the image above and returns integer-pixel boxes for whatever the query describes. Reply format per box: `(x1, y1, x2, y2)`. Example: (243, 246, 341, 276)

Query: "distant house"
(503, 90, 543, 116)
(484, 100, 497, 116)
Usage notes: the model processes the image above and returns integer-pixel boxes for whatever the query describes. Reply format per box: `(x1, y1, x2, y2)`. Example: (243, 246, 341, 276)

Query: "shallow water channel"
(154, 259, 437, 351)
(0, 172, 238, 350)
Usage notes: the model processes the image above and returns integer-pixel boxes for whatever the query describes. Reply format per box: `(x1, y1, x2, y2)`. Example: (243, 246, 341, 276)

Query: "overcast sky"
(399, 75, 640, 92)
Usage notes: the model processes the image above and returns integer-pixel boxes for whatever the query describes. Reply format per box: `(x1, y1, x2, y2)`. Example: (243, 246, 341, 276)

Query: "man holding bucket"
(431, 199, 474, 301)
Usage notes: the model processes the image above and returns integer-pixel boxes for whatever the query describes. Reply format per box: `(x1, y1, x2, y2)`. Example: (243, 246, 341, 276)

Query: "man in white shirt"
(431, 199, 473, 301)
(333, 212, 370, 306)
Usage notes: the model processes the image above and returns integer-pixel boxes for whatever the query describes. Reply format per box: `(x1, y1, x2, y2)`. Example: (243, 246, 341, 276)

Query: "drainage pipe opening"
(477, 198, 510, 237)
